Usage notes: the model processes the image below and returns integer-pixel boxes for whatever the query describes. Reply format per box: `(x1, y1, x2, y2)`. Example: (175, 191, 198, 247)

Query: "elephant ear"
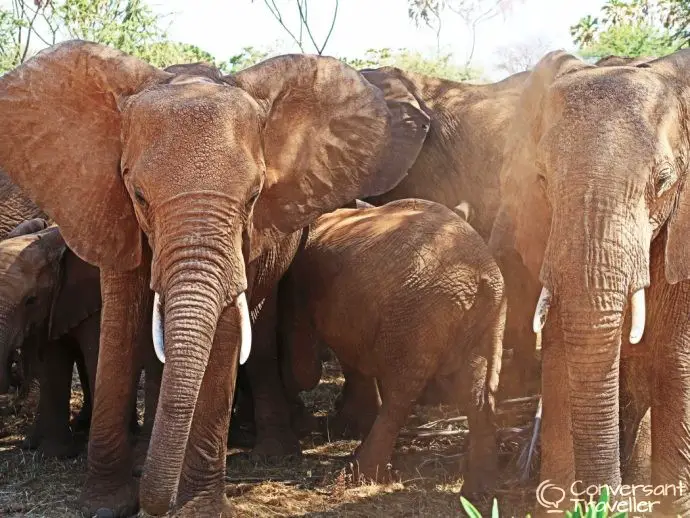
(360, 67, 431, 193)
(227, 55, 393, 258)
(0, 40, 170, 270)
(491, 51, 591, 280)
(644, 49, 690, 283)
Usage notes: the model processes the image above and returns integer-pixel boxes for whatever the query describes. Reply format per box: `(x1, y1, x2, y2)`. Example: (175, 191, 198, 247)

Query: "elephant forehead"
(122, 82, 262, 151)
(538, 71, 672, 168)
(120, 83, 264, 185)
(547, 68, 672, 127)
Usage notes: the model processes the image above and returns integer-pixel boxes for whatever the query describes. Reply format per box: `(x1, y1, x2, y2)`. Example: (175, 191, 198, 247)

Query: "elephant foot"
(79, 477, 139, 518)
(352, 451, 393, 483)
(21, 424, 82, 458)
(38, 436, 84, 459)
(461, 463, 498, 496)
(173, 493, 237, 517)
(250, 430, 301, 459)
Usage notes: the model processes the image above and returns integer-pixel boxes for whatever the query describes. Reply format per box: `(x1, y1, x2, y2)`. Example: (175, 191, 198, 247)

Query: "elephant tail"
(478, 271, 507, 412)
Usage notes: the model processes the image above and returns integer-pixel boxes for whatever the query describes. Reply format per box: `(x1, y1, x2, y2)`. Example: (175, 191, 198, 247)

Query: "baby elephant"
(279, 198, 505, 492)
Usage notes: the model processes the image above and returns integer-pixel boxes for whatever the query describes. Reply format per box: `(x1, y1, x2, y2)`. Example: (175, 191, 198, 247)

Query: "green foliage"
(579, 22, 677, 59)
(342, 48, 481, 81)
(0, 0, 222, 73)
(571, 0, 686, 59)
(224, 46, 271, 73)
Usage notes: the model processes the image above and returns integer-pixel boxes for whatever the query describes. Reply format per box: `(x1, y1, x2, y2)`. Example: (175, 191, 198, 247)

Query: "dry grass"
(0, 360, 539, 517)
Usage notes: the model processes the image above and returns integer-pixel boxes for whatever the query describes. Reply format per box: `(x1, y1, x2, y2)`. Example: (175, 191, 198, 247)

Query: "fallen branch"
(399, 429, 469, 438)
(498, 395, 541, 406)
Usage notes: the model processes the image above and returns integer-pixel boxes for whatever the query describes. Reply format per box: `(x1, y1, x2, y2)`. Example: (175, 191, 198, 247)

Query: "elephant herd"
(0, 40, 689, 516)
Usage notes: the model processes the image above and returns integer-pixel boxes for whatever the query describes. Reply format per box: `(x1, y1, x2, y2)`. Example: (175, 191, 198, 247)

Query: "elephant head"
(0, 41, 397, 513)
(0, 223, 66, 392)
(490, 49, 690, 487)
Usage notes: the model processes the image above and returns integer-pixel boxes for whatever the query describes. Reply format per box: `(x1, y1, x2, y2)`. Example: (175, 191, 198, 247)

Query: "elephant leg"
(331, 365, 380, 439)
(461, 354, 499, 496)
(353, 374, 422, 482)
(247, 289, 301, 458)
(498, 251, 540, 398)
(174, 306, 240, 517)
(650, 284, 690, 515)
(16, 333, 42, 417)
(133, 325, 162, 477)
(23, 338, 80, 458)
(619, 354, 651, 485)
(540, 313, 575, 498)
(79, 265, 151, 518)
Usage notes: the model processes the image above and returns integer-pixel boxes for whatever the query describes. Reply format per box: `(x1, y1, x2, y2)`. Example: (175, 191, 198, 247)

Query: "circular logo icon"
(536, 480, 566, 513)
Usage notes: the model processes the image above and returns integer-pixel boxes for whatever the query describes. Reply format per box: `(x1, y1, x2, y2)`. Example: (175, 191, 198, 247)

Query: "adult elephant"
(358, 67, 536, 390)
(489, 50, 690, 513)
(0, 41, 403, 517)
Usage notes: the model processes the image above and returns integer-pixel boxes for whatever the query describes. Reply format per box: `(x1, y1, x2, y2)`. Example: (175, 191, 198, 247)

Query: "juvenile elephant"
(489, 50, 690, 513)
(0, 41, 403, 517)
(0, 221, 141, 458)
(279, 199, 505, 491)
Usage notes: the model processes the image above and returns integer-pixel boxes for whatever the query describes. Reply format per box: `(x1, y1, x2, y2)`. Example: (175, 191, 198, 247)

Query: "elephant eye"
(247, 187, 260, 208)
(25, 295, 37, 306)
(655, 167, 676, 197)
(133, 187, 148, 207)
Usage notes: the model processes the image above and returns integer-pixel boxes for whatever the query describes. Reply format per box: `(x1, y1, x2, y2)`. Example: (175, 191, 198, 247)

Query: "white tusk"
(533, 287, 552, 334)
(152, 292, 165, 363)
(236, 292, 252, 365)
(629, 288, 646, 345)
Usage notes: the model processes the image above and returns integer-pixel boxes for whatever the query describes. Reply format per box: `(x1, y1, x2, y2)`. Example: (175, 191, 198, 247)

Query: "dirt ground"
(0, 360, 540, 517)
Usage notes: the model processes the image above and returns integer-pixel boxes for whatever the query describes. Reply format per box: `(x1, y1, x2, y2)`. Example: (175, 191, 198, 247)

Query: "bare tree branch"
(256, 0, 339, 55)
(296, 0, 338, 55)
(262, 0, 305, 52)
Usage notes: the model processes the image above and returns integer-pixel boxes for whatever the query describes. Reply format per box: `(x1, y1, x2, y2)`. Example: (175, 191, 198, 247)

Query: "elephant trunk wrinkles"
(139, 263, 226, 514)
(542, 192, 647, 490)
(562, 301, 623, 487)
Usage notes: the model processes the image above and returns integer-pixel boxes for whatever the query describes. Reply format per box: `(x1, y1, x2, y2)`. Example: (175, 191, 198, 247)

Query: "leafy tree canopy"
(571, 0, 687, 60)
(342, 47, 482, 81)
(0, 0, 270, 74)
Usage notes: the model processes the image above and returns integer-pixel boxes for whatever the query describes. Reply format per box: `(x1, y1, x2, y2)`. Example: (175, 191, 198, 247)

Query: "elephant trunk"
(540, 189, 650, 490)
(561, 300, 624, 487)
(139, 270, 225, 514)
